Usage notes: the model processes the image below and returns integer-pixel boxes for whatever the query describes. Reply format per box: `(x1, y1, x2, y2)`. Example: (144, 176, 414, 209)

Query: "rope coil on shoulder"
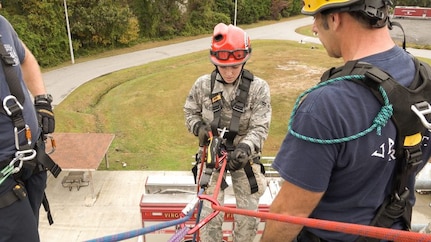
(288, 74, 393, 144)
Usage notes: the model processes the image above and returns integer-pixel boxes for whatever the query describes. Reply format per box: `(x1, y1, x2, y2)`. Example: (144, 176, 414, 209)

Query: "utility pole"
(234, 0, 238, 26)
(64, 0, 75, 64)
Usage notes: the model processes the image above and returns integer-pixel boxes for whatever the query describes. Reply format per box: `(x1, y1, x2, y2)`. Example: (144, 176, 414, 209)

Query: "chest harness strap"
(290, 58, 431, 241)
(0, 34, 36, 177)
(209, 69, 260, 194)
(209, 69, 253, 150)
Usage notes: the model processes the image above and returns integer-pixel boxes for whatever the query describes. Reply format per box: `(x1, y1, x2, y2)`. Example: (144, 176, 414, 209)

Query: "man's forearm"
(261, 220, 303, 242)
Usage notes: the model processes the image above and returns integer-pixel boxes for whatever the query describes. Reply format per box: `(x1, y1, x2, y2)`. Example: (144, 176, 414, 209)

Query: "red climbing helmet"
(210, 23, 252, 66)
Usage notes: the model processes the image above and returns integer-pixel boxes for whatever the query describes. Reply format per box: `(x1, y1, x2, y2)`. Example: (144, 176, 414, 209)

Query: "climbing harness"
(289, 57, 431, 240)
(209, 68, 262, 194)
(209, 68, 253, 150)
(0, 33, 38, 184)
(0, 35, 61, 225)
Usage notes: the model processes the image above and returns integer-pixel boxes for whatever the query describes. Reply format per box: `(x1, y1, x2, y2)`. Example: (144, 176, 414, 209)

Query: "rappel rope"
(84, 189, 204, 242)
(289, 74, 393, 143)
(83, 184, 431, 242)
(167, 226, 190, 242)
(213, 204, 431, 242)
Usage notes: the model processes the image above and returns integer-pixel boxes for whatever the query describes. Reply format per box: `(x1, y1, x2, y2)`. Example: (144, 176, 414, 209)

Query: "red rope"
(212, 204, 431, 242)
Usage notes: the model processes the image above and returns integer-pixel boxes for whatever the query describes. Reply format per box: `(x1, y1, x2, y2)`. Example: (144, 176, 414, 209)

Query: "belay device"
(198, 128, 229, 191)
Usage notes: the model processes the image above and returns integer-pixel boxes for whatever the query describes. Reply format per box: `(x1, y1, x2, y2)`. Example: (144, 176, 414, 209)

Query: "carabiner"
(14, 124, 32, 150)
(15, 149, 37, 161)
(45, 134, 56, 154)
(8, 156, 23, 174)
(411, 101, 431, 129)
(2, 95, 23, 116)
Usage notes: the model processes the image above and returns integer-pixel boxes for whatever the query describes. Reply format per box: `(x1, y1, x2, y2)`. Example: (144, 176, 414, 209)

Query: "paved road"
(42, 17, 431, 106)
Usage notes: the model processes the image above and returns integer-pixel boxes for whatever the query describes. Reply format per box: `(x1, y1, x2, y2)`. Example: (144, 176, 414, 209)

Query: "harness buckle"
(232, 101, 245, 113)
(411, 101, 431, 129)
(405, 147, 423, 167)
(212, 102, 221, 112)
(2, 95, 23, 116)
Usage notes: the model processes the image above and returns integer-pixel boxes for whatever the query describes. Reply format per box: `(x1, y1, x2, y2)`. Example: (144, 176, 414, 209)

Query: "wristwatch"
(34, 94, 53, 103)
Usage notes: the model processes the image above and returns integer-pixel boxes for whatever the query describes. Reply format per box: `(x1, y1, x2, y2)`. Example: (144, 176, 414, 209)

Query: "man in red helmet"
(261, 0, 431, 241)
(184, 23, 271, 242)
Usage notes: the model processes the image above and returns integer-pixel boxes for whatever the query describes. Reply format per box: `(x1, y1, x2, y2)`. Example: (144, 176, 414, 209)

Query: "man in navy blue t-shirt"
(0, 15, 55, 242)
(261, 1, 431, 242)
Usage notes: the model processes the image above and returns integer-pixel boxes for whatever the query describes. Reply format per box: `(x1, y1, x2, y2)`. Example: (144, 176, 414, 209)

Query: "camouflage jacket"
(184, 69, 271, 155)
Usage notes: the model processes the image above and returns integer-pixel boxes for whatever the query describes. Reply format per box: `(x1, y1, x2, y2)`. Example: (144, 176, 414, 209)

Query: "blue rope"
(84, 189, 204, 242)
(84, 213, 193, 242)
(192, 200, 204, 242)
(288, 74, 393, 144)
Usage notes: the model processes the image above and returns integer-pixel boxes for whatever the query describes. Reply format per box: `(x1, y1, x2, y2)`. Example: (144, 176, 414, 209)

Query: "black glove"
(34, 95, 55, 134)
(227, 143, 251, 171)
(193, 121, 211, 147)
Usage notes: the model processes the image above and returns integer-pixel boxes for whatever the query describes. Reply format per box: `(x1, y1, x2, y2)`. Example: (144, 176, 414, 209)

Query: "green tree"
(68, 0, 138, 51)
(186, 0, 230, 35)
(1, 0, 69, 67)
(286, 0, 302, 16)
(129, 0, 187, 39)
(129, 0, 156, 38)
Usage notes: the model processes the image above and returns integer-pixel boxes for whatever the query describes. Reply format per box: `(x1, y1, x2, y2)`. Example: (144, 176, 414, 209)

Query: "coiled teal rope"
(288, 74, 393, 144)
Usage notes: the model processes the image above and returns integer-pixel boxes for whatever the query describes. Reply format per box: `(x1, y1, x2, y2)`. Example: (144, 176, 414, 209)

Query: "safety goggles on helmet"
(210, 23, 251, 66)
(210, 49, 250, 61)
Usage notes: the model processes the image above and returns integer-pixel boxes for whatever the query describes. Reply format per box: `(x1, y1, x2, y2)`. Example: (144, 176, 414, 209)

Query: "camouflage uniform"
(184, 70, 271, 242)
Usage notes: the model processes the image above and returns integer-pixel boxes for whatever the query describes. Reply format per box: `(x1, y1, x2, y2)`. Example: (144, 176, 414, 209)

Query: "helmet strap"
(388, 20, 406, 50)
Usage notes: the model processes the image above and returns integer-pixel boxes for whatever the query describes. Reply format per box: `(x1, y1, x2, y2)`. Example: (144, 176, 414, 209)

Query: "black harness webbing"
(321, 58, 431, 241)
(0, 36, 60, 225)
(0, 35, 31, 153)
(0, 34, 25, 105)
(209, 69, 259, 194)
(210, 69, 254, 150)
(244, 161, 258, 194)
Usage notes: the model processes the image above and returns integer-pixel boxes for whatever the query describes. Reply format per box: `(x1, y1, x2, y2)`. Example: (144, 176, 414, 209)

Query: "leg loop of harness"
(243, 156, 265, 194)
(244, 162, 258, 194)
(33, 137, 61, 177)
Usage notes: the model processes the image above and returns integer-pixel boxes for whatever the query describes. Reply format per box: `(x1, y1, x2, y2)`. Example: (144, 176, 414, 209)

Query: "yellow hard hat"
(301, 0, 362, 15)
